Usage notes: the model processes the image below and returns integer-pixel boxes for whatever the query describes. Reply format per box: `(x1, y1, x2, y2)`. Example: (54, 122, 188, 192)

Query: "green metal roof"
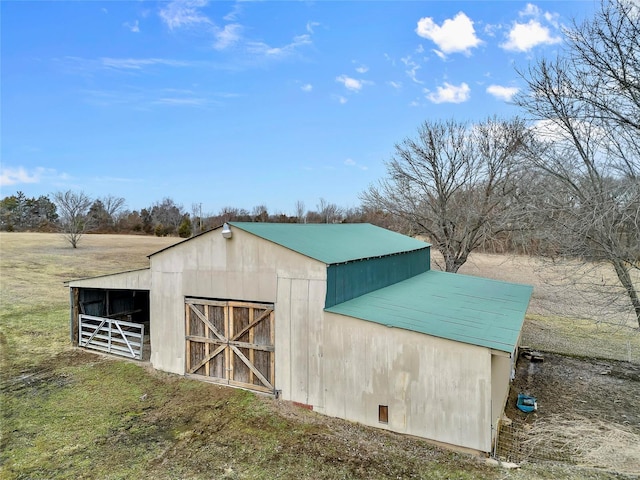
(230, 222, 430, 264)
(325, 270, 533, 353)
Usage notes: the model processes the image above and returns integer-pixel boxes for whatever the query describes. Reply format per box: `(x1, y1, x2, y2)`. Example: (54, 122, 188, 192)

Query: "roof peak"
(230, 222, 430, 264)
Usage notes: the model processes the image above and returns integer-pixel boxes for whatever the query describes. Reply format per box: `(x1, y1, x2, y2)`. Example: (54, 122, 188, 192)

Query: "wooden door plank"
(249, 308, 255, 385)
(229, 308, 273, 342)
(188, 344, 226, 374)
(188, 304, 227, 342)
(229, 345, 273, 390)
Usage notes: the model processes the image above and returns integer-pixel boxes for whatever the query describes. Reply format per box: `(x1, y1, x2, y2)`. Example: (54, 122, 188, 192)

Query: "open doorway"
(70, 288, 151, 360)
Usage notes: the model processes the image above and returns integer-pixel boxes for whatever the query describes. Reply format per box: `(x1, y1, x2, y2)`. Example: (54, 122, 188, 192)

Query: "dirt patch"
(501, 352, 640, 475)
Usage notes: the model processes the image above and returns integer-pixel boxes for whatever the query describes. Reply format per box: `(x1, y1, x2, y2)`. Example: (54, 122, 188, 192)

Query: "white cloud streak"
(100, 57, 194, 70)
(0, 167, 64, 187)
(124, 20, 140, 33)
(306, 21, 320, 34)
(214, 24, 242, 50)
(159, 0, 212, 31)
(401, 56, 422, 84)
(344, 158, 368, 171)
(246, 34, 312, 58)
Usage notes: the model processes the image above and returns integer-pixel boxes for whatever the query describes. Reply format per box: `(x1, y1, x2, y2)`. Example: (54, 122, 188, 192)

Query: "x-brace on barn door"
(185, 298, 275, 394)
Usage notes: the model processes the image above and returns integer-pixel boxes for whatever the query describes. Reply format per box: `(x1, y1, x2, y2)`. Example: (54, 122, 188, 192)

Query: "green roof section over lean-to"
(325, 270, 533, 353)
(230, 222, 430, 265)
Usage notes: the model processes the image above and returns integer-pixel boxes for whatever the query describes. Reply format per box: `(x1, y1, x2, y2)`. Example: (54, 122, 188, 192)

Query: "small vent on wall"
(379, 405, 388, 424)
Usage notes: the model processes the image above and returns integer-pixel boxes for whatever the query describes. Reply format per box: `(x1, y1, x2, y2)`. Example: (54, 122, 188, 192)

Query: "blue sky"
(1, 0, 596, 216)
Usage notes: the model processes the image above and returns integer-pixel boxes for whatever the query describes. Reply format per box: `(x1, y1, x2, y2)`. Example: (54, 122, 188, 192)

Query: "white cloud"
(401, 56, 422, 84)
(486, 84, 519, 101)
(520, 3, 541, 17)
(336, 75, 364, 92)
(388, 81, 402, 89)
(355, 64, 369, 74)
(214, 24, 242, 50)
(333, 95, 348, 104)
(159, 0, 211, 30)
(80, 87, 233, 109)
(153, 97, 208, 106)
(301, 84, 313, 92)
(344, 158, 368, 171)
(306, 21, 320, 34)
(433, 49, 447, 60)
(426, 82, 470, 104)
(501, 19, 562, 52)
(100, 57, 193, 70)
(415, 12, 481, 56)
(246, 34, 311, 58)
(123, 20, 140, 33)
(223, 3, 242, 22)
(0, 166, 60, 186)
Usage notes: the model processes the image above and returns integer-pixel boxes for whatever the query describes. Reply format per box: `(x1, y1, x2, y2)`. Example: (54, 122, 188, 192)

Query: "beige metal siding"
(491, 352, 512, 437)
(67, 268, 151, 290)
(289, 312, 493, 453)
(149, 228, 326, 375)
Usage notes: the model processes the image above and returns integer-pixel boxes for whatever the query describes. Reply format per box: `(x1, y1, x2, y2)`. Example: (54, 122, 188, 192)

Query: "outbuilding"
(68, 222, 532, 453)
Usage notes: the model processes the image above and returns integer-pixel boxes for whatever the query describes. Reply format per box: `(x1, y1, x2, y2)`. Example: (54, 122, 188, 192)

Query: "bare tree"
(251, 204, 269, 222)
(191, 203, 204, 235)
(101, 195, 126, 225)
(294, 200, 306, 223)
(149, 197, 185, 235)
(316, 198, 343, 224)
(52, 190, 93, 248)
(515, 0, 640, 327)
(361, 117, 529, 272)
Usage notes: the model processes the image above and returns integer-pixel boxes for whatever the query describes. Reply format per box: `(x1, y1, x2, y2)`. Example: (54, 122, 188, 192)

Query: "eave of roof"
(325, 270, 533, 353)
(230, 222, 430, 264)
(65, 267, 150, 288)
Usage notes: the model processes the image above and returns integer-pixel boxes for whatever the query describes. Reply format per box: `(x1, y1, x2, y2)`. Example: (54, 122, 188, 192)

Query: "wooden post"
(185, 303, 191, 373)
(249, 307, 255, 385)
(70, 288, 80, 346)
(270, 310, 275, 387)
(226, 306, 233, 385)
(204, 306, 210, 377)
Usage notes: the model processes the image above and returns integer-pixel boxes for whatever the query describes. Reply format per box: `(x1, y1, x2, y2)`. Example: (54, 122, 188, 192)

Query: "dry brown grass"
(0, 232, 180, 308)
(432, 251, 640, 363)
(524, 414, 640, 475)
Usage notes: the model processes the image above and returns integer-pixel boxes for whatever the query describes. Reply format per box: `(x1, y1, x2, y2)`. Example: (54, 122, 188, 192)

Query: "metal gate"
(78, 314, 144, 360)
(185, 298, 275, 393)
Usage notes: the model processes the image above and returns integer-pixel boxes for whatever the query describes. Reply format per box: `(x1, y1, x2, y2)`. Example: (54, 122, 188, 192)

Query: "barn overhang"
(325, 269, 533, 353)
(67, 268, 151, 290)
(66, 268, 153, 359)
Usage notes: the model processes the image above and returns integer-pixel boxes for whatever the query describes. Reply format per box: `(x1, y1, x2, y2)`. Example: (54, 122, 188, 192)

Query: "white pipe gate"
(78, 314, 144, 360)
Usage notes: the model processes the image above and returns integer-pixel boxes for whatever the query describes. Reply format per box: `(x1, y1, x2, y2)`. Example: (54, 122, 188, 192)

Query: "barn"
(67, 222, 532, 454)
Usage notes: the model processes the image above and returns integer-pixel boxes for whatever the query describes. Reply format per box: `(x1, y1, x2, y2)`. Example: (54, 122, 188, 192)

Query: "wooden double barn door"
(185, 298, 275, 394)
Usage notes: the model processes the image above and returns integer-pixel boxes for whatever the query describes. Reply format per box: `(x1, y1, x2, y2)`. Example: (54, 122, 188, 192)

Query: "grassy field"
(1, 233, 638, 479)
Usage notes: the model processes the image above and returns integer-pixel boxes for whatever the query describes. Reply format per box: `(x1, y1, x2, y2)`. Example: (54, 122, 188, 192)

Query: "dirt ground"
(501, 351, 640, 475)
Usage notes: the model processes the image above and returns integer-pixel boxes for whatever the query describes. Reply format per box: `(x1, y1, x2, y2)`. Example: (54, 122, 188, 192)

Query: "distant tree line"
(0, 192, 58, 232)
(0, 191, 396, 237)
